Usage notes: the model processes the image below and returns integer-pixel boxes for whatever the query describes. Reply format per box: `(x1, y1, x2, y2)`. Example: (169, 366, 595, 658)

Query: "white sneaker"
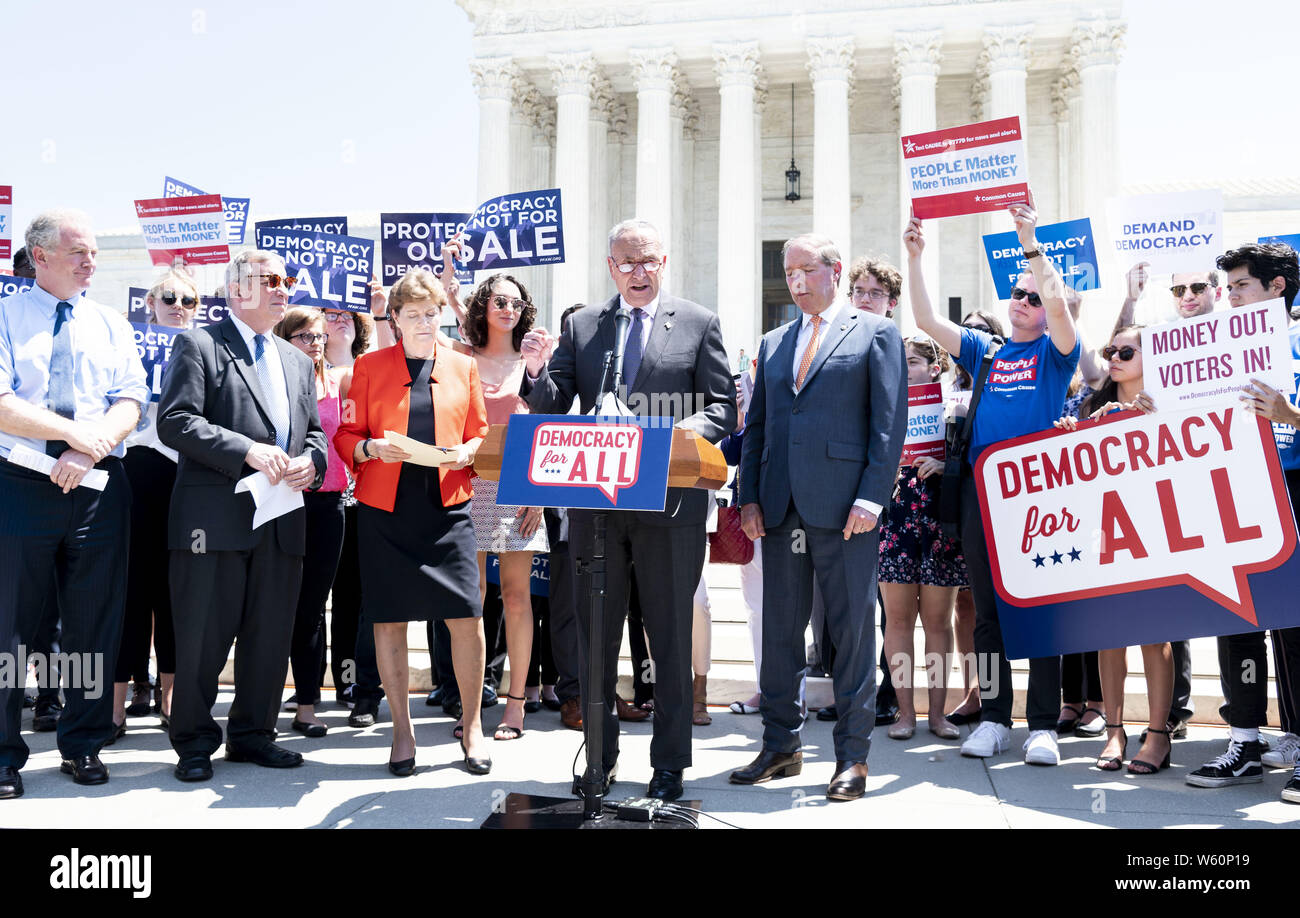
(1024, 729, 1060, 766)
(961, 720, 1012, 758)
(1262, 733, 1300, 768)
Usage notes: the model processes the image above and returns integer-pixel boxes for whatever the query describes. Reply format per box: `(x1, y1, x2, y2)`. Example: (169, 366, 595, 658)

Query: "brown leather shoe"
(560, 697, 583, 730)
(616, 696, 650, 722)
(826, 761, 868, 801)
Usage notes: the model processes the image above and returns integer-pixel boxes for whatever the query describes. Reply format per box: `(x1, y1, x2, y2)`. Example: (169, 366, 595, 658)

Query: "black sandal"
(1074, 706, 1107, 737)
(1055, 703, 1084, 735)
(495, 693, 526, 741)
(1127, 727, 1171, 775)
(1095, 722, 1127, 771)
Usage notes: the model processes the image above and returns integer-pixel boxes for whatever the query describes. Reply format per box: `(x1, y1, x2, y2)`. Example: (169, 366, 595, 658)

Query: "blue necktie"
(622, 308, 645, 391)
(45, 301, 75, 458)
(254, 334, 290, 452)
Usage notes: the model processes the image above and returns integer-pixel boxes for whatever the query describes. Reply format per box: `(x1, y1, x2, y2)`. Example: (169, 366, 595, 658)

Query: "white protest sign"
(1105, 189, 1223, 275)
(1141, 298, 1291, 414)
(901, 383, 945, 464)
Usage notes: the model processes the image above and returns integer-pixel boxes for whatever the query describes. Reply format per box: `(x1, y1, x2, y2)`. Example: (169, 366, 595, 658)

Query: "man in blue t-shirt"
(905, 193, 1081, 766)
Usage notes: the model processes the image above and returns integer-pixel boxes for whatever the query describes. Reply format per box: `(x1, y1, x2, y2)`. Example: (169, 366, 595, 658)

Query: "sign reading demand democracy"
(0, 185, 11, 260)
(976, 407, 1300, 658)
(982, 217, 1099, 298)
(256, 227, 376, 312)
(449, 189, 565, 272)
(901, 116, 1029, 219)
(134, 195, 229, 266)
(1106, 189, 1223, 275)
(381, 212, 473, 285)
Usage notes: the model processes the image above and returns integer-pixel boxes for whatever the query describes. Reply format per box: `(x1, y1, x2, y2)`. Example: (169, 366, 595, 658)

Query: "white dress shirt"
(228, 311, 292, 447)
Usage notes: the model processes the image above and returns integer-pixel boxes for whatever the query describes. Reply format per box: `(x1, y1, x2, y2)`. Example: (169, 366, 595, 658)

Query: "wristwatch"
(362, 439, 374, 459)
(1023, 246, 1043, 259)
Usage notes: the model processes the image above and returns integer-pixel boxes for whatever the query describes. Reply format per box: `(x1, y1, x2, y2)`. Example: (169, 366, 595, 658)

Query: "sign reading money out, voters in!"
(901, 116, 1029, 219)
(256, 225, 376, 313)
(381, 213, 473, 285)
(127, 287, 229, 327)
(135, 195, 230, 266)
(163, 176, 250, 245)
(0, 185, 12, 260)
(900, 383, 946, 465)
(448, 189, 565, 273)
(982, 217, 1100, 298)
(1105, 189, 1223, 275)
(130, 323, 181, 402)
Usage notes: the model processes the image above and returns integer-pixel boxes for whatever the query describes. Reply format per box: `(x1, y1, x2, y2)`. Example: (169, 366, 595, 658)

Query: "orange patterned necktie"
(795, 314, 822, 390)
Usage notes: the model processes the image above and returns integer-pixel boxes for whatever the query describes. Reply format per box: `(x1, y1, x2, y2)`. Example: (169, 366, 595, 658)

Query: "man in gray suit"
(732, 233, 907, 801)
(158, 250, 328, 783)
(522, 219, 736, 801)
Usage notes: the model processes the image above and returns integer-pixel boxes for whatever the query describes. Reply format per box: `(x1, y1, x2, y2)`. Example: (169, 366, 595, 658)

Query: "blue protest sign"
(982, 217, 1098, 299)
(496, 414, 672, 511)
(381, 212, 473, 285)
(254, 216, 348, 238)
(0, 274, 34, 299)
(485, 553, 550, 597)
(131, 323, 181, 403)
(452, 189, 564, 273)
(163, 177, 250, 245)
(1260, 234, 1300, 253)
(128, 286, 229, 326)
(256, 227, 375, 312)
(163, 176, 205, 198)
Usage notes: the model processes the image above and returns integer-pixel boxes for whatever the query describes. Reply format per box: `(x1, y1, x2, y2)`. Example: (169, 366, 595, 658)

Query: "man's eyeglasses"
(159, 292, 197, 308)
(490, 295, 527, 312)
(1010, 287, 1043, 308)
(851, 288, 891, 302)
(613, 260, 663, 274)
(1171, 283, 1212, 298)
(1101, 344, 1140, 361)
(290, 333, 328, 345)
(253, 274, 298, 290)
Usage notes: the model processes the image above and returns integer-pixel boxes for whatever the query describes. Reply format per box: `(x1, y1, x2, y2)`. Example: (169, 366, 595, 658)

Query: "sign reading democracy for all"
(449, 189, 565, 273)
(982, 217, 1099, 298)
(900, 383, 945, 464)
(1105, 189, 1223, 275)
(254, 216, 348, 238)
(127, 286, 229, 327)
(0, 274, 34, 298)
(900, 116, 1028, 219)
(163, 176, 250, 245)
(255, 227, 375, 312)
(0, 185, 11, 260)
(131, 322, 181, 402)
(485, 553, 550, 597)
(1260, 233, 1300, 252)
(381, 213, 473, 285)
(975, 407, 1300, 658)
(135, 195, 229, 266)
(1140, 298, 1291, 414)
(497, 414, 672, 511)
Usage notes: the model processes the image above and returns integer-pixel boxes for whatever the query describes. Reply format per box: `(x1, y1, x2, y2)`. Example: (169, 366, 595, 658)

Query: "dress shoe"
(174, 754, 213, 782)
(524, 698, 542, 714)
(875, 701, 900, 726)
(481, 685, 499, 708)
(560, 697, 583, 730)
(826, 761, 867, 801)
(425, 686, 445, 707)
(283, 693, 299, 711)
(61, 754, 109, 786)
(225, 741, 303, 768)
(125, 681, 152, 717)
(335, 684, 355, 709)
(646, 768, 684, 802)
(945, 707, 981, 726)
(0, 766, 23, 799)
(387, 756, 416, 777)
(541, 693, 563, 712)
(348, 697, 378, 728)
(22, 693, 36, 709)
(32, 697, 62, 732)
(617, 696, 650, 722)
(730, 749, 803, 784)
(571, 763, 617, 796)
(103, 721, 127, 746)
(291, 719, 328, 738)
(459, 738, 492, 775)
(816, 705, 838, 721)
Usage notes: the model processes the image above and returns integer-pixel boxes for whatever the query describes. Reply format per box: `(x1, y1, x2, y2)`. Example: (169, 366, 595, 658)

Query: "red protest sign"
(900, 382, 945, 464)
(134, 195, 229, 266)
(901, 116, 1029, 219)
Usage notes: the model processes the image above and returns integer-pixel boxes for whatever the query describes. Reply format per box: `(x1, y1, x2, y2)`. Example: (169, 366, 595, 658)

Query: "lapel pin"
(664, 321, 673, 330)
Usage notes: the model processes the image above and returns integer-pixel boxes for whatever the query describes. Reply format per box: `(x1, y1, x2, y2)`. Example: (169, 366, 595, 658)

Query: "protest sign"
(256, 227, 375, 312)
(900, 116, 1028, 219)
(982, 217, 1099, 298)
(449, 189, 564, 273)
(0, 274, 34, 298)
(381, 212, 473, 285)
(131, 322, 181, 402)
(485, 553, 550, 597)
(254, 216, 347, 238)
(135, 195, 229, 266)
(0, 185, 11, 260)
(976, 407, 1300, 658)
(1105, 189, 1222, 275)
(163, 177, 250, 246)
(1259, 233, 1300, 252)
(127, 286, 228, 326)
(1140, 298, 1290, 414)
(900, 383, 945, 464)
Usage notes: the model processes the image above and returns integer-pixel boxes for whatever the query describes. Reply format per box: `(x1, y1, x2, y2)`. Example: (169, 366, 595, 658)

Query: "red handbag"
(709, 505, 755, 565)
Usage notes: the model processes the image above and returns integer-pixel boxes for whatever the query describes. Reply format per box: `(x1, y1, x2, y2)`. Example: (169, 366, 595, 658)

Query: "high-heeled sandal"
(1074, 706, 1108, 737)
(1055, 703, 1084, 734)
(494, 693, 525, 740)
(1127, 726, 1171, 775)
(1095, 722, 1127, 771)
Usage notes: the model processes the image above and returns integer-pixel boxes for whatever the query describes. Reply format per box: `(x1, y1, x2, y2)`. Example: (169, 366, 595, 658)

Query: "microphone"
(611, 307, 632, 393)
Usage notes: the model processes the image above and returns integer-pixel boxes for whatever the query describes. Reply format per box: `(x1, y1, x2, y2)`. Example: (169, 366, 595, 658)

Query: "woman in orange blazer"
(334, 269, 492, 776)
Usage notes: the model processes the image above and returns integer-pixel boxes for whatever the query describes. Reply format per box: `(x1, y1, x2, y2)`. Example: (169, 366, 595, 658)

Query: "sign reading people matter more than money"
(900, 116, 1029, 219)
(255, 227, 376, 313)
(381, 213, 473, 285)
(1140, 298, 1291, 414)
(450, 189, 565, 273)
(131, 323, 181, 402)
(975, 407, 1300, 659)
(0, 185, 12, 260)
(135, 195, 230, 266)
(982, 217, 1099, 299)
(163, 177, 251, 246)
(496, 414, 672, 511)
(900, 383, 945, 464)
(1105, 189, 1223, 275)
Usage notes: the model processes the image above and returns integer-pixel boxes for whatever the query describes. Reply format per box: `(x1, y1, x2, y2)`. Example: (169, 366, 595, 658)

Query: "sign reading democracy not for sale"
(135, 195, 229, 266)
(255, 227, 376, 312)
(449, 189, 565, 273)
(163, 176, 250, 245)
(976, 407, 1300, 659)
(900, 383, 945, 464)
(1106, 189, 1223, 275)
(901, 116, 1028, 219)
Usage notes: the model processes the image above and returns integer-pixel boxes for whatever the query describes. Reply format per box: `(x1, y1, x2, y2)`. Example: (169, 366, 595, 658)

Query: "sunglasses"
(253, 273, 298, 290)
(159, 292, 197, 308)
(1101, 345, 1140, 361)
(1170, 283, 1212, 297)
(490, 294, 527, 312)
(963, 323, 991, 334)
(290, 332, 328, 345)
(613, 260, 663, 274)
(1009, 287, 1042, 307)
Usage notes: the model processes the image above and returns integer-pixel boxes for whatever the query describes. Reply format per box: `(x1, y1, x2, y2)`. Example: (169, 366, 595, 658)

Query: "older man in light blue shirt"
(0, 209, 148, 799)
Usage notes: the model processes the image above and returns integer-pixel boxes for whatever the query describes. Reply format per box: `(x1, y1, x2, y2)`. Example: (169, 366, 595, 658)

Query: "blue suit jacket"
(738, 308, 907, 531)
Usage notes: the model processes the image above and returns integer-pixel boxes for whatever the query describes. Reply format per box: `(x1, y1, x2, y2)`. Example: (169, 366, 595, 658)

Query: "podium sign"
(496, 414, 673, 511)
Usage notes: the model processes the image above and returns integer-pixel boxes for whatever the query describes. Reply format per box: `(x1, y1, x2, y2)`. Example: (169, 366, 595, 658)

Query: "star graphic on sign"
(904, 139, 917, 154)
(1032, 554, 1045, 568)
(1068, 547, 1082, 562)
(1051, 550, 1064, 565)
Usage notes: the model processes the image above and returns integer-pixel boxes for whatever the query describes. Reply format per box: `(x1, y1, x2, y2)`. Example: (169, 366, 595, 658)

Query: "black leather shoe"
(730, 748, 803, 784)
(816, 705, 838, 722)
(571, 763, 618, 797)
(291, 719, 328, 738)
(387, 756, 416, 777)
(0, 766, 23, 799)
(459, 739, 491, 775)
(348, 697, 378, 728)
(646, 769, 684, 802)
(60, 754, 109, 785)
(225, 742, 303, 768)
(875, 701, 900, 726)
(442, 697, 463, 719)
(32, 697, 62, 732)
(481, 685, 499, 708)
(826, 760, 867, 801)
(425, 686, 445, 707)
(174, 754, 213, 782)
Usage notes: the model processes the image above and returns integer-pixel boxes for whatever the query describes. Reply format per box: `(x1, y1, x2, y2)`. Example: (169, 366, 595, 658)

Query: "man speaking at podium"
(522, 218, 735, 802)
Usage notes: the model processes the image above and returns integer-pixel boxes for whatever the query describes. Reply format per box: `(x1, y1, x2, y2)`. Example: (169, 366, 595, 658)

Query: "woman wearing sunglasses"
(272, 307, 350, 738)
(1054, 325, 1172, 774)
(111, 271, 201, 740)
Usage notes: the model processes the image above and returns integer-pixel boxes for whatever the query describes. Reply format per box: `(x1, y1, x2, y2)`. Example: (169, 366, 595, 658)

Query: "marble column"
(976, 25, 1030, 311)
(894, 30, 942, 318)
(1073, 17, 1125, 225)
(468, 56, 516, 204)
(629, 47, 677, 246)
(1051, 76, 1071, 224)
(531, 105, 555, 322)
(548, 52, 597, 324)
(713, 41, 761, 360)
(589, 77, 616, 306)
(669, 79, 690, 293)
(806, 36, 854, 259)
(509, 76, 542, 299)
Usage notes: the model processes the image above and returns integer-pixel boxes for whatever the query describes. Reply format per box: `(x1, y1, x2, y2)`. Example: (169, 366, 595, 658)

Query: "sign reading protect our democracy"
(900, 383, 945, 464)
(254, 216, 348, 237)
(1105, 189, 1223, 275)
(0, 185, 11, 260)
(163, 177, 250, 246)
(901, 116, 1029, 219)
(381, 213, 473, 285)
(127, 286, 229, 326)
(0, 275, 34, 298)
(1140, 298, 1291, 414)
(976, 407, 1300, 658)
(982, 218, 1099, 298)
(135, 195, 229, 266)
(449, 189, 565, 272)
(486, 553, 550, 597)
(255, 227, 375, 312)
(131, 323, 181, 402)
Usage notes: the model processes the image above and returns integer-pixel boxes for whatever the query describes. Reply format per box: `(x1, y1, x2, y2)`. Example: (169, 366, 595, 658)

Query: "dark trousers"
(117, 447, 178, 683)
(29, 593, 61, 702)
(547, 542, 582, 704)
(288, 492, 345, 706)
(430, 620, 455, 699)
(526, 592, 555, 688)
(1061, 652, 1100, 706)
(961, 476, 1061, 730)
(329, 503, 367, 700)
(569, 510, 704, 772)
(628, 569, 654, 706)
(0, 459, 129, 768)
(1170, 640, 1194, 723)
(168, 530, 302, 756)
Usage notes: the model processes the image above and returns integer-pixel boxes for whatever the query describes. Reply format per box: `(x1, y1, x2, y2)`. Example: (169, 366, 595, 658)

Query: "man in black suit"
(522, 219, 736, 801)
(158, 250, 328, 782)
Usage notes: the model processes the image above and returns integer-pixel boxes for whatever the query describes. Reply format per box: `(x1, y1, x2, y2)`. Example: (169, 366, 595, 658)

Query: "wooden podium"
(473, 422, 729, 491)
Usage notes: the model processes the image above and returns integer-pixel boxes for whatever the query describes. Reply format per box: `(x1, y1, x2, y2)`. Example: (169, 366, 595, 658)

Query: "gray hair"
(225, 249, 287, 294)
(782, 234, 841, 268)
(25, 208, 93, 253)
(607, 218, 662, 256)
